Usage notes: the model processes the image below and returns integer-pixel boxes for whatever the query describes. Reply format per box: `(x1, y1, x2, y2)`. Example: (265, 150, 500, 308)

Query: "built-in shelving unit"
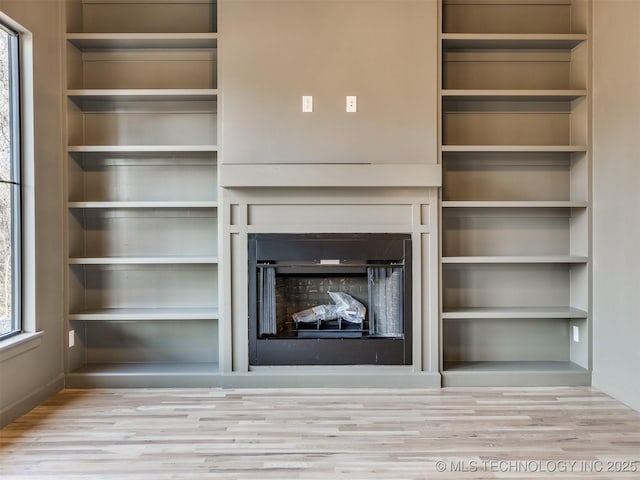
(440, 0, 591, 386)
(64, 0, 220, 387)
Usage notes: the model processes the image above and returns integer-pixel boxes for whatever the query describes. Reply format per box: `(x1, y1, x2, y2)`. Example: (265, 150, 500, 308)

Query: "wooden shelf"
(442, 145, 588, 153)
(442, 201, 588, 208)
(441, 361, 590, 387)
(68, 256, 218, 265)
(70, 362, 220, 376)
(67, 32, 218, 50)
(68, 145, 218, 154)
(66, 362, 222, 388)
(442, 89, 587, 101)
(69, 307, 219, 321)
(442, 256, 588, 264)
(67, 89, 218, 103)
(444, 0, 573, 5)
(68, 201, 217, 209)
(444, 360, 587, 374)
(442, 307, 588, 319)
(67, 89, 218, 113)
(81, 0, 213, 4)
(442, 33, 586, 50)
(68, 151, 217, 166)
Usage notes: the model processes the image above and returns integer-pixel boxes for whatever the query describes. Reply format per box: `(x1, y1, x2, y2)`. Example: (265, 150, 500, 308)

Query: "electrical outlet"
(346, 95, 357, 113)
(302, 95, 313, 113)
(69, 330, 75, 348)
(572, 325, 580, 343)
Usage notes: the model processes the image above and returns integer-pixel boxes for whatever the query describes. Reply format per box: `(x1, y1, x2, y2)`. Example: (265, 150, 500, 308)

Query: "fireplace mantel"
(219, 163, 442, 188)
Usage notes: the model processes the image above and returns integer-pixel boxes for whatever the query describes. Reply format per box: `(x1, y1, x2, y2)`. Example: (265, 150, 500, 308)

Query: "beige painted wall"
(0, 0, 64, 426)
(220, 0, 438, 165)
(592, 0, 640, 411)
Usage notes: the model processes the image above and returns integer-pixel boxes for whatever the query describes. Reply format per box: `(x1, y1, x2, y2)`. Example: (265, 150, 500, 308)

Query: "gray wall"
(592, 0, 640, 411)
(0, 0, 65, 426)
(220, 0, 438, 165)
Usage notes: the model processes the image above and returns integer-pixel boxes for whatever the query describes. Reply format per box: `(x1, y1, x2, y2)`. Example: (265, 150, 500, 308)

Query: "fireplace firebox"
(248, 234, 412, 365)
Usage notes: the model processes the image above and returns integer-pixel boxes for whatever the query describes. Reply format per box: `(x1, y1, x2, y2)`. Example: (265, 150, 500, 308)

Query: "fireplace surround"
(248, 233, 412, 366)
(218, 172, 441, 385)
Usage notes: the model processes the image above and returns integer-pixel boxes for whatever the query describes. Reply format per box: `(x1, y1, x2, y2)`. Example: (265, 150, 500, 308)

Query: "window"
(0, 23, 20, 340)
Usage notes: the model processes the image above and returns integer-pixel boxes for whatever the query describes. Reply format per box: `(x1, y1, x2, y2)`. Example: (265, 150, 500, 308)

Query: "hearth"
(248, 233, 412, 365)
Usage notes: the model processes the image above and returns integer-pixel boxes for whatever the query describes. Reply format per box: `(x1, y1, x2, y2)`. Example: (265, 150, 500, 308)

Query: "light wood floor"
(1, 387, 639, 479)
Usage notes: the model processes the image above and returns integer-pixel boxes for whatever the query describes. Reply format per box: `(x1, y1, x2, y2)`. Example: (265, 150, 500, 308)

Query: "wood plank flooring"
(1, 387, 640, 479)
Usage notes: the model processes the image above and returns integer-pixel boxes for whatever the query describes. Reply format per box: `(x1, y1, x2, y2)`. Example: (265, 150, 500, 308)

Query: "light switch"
(346, 95, 357, 113)
(302, 95, 313, 113)
(69, 329, 75, 347)
(572, 325, 580, 343)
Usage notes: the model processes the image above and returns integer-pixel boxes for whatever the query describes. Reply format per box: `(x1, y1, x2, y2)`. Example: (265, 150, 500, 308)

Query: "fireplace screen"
(249, 234, 412, 365)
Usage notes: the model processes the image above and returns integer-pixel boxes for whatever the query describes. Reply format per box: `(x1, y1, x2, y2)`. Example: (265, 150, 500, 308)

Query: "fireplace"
(248, 233, 412, 365)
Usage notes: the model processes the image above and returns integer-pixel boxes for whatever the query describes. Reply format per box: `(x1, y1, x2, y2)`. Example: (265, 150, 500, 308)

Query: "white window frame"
(0, 20, 22, 341)
(0, 10, 39, 359)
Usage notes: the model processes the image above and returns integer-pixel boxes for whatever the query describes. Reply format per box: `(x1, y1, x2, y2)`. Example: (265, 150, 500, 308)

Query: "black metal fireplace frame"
(248, 233, 412, 366)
